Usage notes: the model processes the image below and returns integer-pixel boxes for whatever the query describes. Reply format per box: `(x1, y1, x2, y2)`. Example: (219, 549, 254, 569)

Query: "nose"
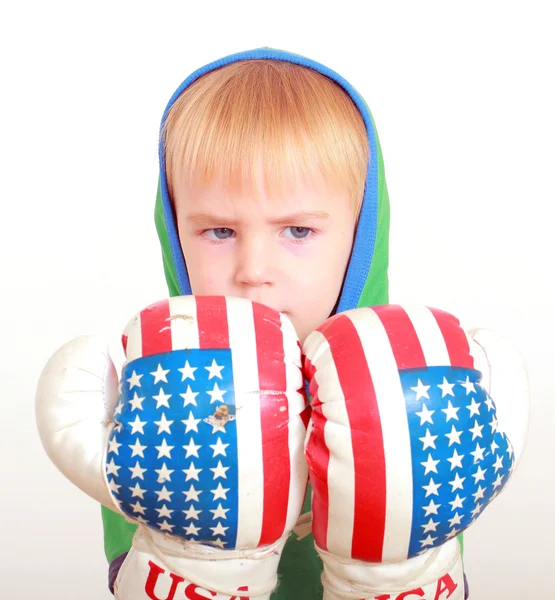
(235, 235, 272, 288)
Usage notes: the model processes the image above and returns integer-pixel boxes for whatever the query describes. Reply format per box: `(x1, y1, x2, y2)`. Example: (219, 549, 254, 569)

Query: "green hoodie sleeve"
(102, 506, 137, 564)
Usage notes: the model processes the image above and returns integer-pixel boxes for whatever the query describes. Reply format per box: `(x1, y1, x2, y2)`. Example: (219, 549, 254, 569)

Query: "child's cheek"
(189, 242, 233, 294)
(191, 268, 224, 296)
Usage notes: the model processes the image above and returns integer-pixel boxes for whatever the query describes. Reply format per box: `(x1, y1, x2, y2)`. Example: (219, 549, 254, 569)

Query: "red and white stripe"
(122, 296, 307, 548)
(304, 304, 473, 562)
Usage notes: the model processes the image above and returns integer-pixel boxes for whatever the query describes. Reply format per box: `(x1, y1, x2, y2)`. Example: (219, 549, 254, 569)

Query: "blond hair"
(162, 59, 369, 215)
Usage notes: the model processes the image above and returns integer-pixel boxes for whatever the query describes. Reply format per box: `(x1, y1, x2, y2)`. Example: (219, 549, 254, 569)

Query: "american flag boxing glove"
(36, 295, 309, 600)
(303, 305, 528, 600)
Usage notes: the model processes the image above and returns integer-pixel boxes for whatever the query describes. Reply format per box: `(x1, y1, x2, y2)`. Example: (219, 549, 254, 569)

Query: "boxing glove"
(302, 304, 529, 600)
(36, 295, 309, 600)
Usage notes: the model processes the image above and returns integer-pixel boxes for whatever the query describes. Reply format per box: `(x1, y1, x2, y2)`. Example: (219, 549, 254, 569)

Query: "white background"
(1, 2, 553, 598)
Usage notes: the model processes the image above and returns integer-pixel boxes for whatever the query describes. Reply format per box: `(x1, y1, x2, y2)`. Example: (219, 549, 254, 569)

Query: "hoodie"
(102, 46, 463, 600)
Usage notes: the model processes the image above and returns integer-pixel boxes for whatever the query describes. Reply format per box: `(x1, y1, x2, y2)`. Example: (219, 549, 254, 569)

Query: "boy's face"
(173, 163, 356, 342)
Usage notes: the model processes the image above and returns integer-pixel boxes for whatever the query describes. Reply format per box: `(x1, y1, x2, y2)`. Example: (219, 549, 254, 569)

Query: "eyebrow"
(186, 210, 331, 226)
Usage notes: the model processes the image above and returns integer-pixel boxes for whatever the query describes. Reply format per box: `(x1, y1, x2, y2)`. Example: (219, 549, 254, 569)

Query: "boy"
(99, 46, 466, 598)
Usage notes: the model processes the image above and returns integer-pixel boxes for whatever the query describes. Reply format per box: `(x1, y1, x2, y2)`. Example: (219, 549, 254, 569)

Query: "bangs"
(162, 59, 369, 213)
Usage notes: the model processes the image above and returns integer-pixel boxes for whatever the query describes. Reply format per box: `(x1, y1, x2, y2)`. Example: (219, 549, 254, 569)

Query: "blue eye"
(205, 228, 235, 241)
(283, 226, 311, 240)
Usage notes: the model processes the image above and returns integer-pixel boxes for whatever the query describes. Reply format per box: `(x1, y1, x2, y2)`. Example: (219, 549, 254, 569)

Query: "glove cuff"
(113, 525, 288, 599)
(316, 538, 465, 600)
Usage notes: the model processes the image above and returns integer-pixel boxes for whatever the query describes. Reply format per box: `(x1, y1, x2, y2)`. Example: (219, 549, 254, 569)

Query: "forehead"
(173, 162, 350, 219)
